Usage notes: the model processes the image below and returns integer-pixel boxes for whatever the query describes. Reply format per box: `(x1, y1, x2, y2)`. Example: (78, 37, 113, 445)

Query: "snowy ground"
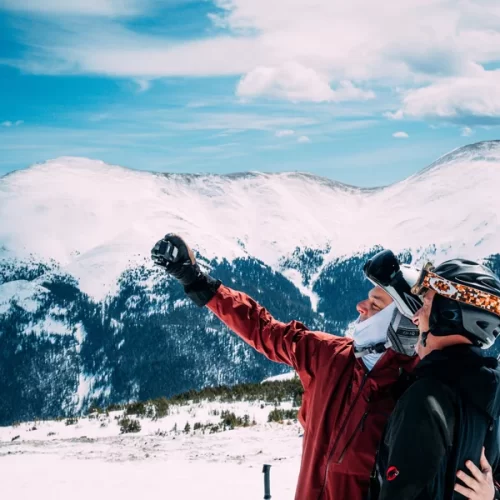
(0, 400, 302, 500)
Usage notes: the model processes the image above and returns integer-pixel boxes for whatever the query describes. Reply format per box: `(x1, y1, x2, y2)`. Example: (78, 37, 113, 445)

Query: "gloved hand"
(151, 234, 221, 307)
(151, 234, 202, 286)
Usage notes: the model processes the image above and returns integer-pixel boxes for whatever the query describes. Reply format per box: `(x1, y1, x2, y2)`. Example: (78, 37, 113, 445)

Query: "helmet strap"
(354, 340, 391, 358)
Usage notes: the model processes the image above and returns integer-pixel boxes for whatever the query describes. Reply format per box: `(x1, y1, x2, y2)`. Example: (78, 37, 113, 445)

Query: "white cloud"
(391, 70, 500, 121)
(208, 0, 493, 84)
(1, 120, 23, 127)
(4, 0, 500, 115)
(275, 129, 295, 137)
(206, 12, 228, 29)
(297, 135, 311, 143)
(461, 126, 474, 137)
(385, 110, 405, 120)
(0, 2, 465, 82)
(7, 30, 238, 78)
(237, 62, 374, 103)
(392, 131, 409, 139)
(135, 79, 151, 93)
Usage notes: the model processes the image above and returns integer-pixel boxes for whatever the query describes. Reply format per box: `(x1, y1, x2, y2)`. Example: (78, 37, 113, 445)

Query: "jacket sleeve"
(378, 379, 456, 500)
(206, 284, 342, 387)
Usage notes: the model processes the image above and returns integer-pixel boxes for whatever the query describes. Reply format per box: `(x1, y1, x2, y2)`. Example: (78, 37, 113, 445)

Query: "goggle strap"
(413, 269, 500, 318)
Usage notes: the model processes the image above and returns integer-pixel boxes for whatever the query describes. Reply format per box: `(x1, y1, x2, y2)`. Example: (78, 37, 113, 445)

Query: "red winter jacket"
(207, 285, 418, 500)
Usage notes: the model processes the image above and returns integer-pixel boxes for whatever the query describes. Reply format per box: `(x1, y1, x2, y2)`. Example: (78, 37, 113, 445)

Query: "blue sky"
(1, 0, 500, 187)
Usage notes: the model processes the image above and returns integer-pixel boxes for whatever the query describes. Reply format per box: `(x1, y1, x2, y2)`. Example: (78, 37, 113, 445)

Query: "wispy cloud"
(1, 120, 23, 127)
(1, 0, 499, 115)
(461, 126, 474, 137)
(297, 135, 311, 144)
(275, 129, 295, 137)
(392, 131, 409, 139)
(1, 0, 500, 124)
(7, 21, 262, 77)
(162, 113, 317, 131)
(135, 79, 151, 93)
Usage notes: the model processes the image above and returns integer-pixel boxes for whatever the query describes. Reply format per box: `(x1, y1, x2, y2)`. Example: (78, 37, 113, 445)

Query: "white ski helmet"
(364, 249, 423, 319)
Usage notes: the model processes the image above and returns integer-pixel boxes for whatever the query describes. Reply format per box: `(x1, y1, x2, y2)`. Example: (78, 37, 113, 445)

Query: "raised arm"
(207, 283, 334, 372)
(151, 234, 340, 383)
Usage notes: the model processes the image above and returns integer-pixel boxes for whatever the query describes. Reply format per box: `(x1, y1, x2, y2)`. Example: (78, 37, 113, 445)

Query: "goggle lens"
(364, 250, 400, 286)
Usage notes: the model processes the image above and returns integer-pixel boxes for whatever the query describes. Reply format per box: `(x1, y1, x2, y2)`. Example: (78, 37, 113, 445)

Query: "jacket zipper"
(336, 411, 369, 463)
(318, 371, 370, 500)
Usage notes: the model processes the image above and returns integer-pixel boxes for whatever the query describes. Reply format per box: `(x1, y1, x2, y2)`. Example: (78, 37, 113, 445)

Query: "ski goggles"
(411, 263, 500, 318)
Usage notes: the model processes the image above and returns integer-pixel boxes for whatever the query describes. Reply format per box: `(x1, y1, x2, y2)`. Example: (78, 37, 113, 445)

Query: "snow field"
(0, 399, 302, 499)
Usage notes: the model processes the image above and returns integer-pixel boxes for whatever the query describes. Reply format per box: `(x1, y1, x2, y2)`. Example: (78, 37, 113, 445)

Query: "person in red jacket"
(151, 235, 420, 500)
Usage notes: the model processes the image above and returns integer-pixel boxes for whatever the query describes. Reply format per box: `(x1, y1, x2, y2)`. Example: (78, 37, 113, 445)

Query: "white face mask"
(346, 302, 396, 371)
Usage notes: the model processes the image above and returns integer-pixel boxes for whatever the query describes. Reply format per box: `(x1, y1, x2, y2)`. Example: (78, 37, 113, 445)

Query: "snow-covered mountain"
(1, 140, 499, 299)
(1, 140, 500, 425)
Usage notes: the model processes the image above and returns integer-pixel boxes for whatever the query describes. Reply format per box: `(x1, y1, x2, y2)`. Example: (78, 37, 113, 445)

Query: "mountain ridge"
(1, 141, 500, 299)
(414, 140, 500, 177)
(5, 140, 500, 185)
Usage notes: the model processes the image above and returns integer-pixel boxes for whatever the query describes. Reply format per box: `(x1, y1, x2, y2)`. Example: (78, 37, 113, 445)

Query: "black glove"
(151, 234, 201, 286)
(151, 234, 221, 307)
